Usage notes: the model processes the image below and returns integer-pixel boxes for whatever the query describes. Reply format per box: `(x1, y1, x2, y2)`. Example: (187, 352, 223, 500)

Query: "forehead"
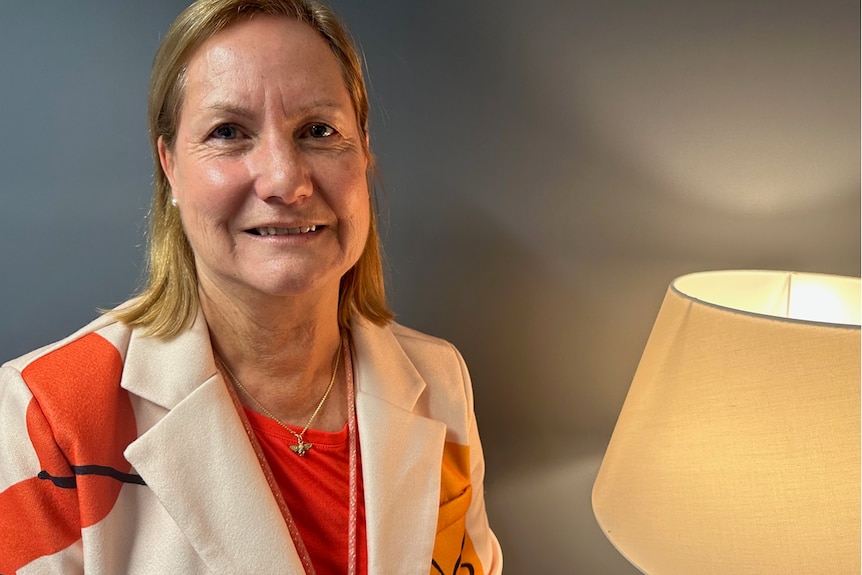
(181, 15, 349, 113)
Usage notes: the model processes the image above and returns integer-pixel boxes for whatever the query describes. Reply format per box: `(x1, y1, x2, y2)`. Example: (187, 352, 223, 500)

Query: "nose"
(251, 131, 313, 203)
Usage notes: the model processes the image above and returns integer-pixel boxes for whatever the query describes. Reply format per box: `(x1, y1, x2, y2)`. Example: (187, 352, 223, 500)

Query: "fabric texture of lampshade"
(592, 270, 861, 575)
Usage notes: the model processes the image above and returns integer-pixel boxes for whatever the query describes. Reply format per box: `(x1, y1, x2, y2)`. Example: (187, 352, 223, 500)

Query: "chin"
(244, 270, 342, 300)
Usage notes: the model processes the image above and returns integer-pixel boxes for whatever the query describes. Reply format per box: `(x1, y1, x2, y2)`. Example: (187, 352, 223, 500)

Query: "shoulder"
(0, 306, 142, 453)
(390, 321, 464, 362)
(1, 305, 140, 416)
(354, 318, 469, 381)
(350, 318, 475, 428)
(3, 310, 133, 375)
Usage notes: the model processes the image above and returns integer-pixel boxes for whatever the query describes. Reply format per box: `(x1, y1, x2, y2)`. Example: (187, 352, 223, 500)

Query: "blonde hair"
(114, 0, 393, 337)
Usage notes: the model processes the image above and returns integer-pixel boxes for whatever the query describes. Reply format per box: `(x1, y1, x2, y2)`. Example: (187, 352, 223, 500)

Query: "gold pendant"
(290, 441, 313, 456)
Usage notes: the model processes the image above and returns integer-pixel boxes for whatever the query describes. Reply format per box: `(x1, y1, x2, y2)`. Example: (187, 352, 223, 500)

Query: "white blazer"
(0, 306, 502, 574)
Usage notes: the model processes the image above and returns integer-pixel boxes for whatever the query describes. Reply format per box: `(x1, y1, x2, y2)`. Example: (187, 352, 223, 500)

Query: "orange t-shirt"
(245, 408, 367, 575)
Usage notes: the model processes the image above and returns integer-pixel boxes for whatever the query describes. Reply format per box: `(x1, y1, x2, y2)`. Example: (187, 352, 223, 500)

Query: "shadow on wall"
(485, 440, 643, 575)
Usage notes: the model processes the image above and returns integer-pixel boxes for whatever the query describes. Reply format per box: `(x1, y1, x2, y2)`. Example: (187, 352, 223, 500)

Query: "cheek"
(200, 163, 235, 189)
(350, 194, 373, 263)
(329, 176, 370, 262)
(178, 161, 247, 218)
(342, 177, 371, 235)
(174, 162, 249, 253)
(321, 156, 370, 223)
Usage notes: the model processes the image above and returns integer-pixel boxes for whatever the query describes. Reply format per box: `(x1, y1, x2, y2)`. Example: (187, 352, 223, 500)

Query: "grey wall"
(1, 1, 858, 573)
(1, 0, 187, 356)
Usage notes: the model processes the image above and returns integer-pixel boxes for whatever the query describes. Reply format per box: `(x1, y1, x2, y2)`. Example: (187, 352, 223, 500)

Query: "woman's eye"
(211, 124, 239, 140)
(308, 124, 335, 138)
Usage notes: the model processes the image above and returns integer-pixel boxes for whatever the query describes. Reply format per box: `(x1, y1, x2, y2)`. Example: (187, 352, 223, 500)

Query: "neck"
(200, 280, 346, 431)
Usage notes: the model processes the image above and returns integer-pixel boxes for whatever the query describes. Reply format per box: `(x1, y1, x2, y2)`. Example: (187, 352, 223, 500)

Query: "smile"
(247, 225, 320, 236)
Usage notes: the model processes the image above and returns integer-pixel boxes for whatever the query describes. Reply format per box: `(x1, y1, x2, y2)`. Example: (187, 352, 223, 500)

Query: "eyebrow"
(300, 99, 343, 112)
(201, 102, 257, 120)
(200, 99, 346, 120)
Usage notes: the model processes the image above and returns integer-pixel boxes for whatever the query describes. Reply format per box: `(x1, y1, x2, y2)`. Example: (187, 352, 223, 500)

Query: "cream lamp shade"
(592, 270, 861, 575)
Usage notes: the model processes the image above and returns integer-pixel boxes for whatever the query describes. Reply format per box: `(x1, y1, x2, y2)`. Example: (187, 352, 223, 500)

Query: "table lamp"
(592, 270, 860, 574)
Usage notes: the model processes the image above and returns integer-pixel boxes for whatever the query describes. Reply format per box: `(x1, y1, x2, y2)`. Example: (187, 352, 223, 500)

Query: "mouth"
(246, 225, 322, 236)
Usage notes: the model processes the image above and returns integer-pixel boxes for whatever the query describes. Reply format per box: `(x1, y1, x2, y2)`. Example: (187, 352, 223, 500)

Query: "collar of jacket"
(121, 308, 447, 575)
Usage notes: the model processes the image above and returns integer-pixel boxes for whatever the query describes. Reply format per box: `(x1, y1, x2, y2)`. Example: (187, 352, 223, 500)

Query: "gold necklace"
(225, 337, 359, 574)
(217, 346, 341, 456)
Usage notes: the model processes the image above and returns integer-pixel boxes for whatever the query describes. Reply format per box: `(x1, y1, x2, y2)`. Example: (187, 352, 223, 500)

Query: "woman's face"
(159, 15, 370, 306)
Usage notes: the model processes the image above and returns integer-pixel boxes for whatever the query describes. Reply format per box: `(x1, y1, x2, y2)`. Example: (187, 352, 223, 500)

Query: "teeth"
(256, 225, 317, 236)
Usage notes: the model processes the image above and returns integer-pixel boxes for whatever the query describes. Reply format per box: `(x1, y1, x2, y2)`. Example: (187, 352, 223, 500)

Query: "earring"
(170, 197, 178, 207)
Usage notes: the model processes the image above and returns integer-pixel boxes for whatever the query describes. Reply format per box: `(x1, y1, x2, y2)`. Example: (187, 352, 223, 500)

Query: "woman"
(0, 0, 502, 573)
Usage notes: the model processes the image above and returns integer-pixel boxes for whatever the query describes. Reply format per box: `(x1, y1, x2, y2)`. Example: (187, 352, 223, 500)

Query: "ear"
(157, 136, 177, 191)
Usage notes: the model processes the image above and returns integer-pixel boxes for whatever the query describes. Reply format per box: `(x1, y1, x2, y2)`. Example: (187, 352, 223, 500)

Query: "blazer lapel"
(351, 319, 448, 574)
(121, 312, 305, 574)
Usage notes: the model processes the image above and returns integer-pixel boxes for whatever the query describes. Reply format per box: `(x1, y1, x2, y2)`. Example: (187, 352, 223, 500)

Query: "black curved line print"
(37, 465, 146, 488)
(431, 531, 475, 575)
